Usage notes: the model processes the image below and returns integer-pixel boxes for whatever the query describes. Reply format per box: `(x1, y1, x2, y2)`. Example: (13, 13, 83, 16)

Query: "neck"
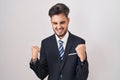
(58, 31, 68, 39)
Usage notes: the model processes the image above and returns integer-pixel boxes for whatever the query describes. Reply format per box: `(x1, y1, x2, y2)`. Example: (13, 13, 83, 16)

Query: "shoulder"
(41, 34, 55, 44)
(69, 32, 85, 44)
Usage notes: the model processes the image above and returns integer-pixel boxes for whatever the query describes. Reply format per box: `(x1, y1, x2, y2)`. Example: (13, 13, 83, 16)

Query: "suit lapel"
(59, 32, 75, 72)
(51, 35, 60, 61)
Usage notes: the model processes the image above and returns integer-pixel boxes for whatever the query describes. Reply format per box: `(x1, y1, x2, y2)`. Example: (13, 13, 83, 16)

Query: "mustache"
(55, 27, 64, 30)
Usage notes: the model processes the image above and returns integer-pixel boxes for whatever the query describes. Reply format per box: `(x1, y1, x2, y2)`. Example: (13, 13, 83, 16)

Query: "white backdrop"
(0, 0, 120, 80)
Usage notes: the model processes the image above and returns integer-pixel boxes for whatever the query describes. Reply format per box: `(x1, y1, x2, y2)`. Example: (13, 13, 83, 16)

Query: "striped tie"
(58, 40, 64, 61)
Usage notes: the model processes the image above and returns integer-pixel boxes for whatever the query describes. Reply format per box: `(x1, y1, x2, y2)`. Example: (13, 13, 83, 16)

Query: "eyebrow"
(60, 21, 66, 24)
(52, 21, 66, 24)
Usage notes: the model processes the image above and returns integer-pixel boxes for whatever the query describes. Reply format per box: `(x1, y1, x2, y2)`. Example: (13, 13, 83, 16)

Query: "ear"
(50, 18, 52, 23)
(68, 17, 70, 23)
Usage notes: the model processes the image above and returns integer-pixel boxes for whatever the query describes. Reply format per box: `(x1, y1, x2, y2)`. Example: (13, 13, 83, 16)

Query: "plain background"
(0, 0, 120, 80)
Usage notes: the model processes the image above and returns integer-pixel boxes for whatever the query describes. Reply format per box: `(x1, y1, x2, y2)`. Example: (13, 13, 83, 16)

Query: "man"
(30, 3, 89, 80)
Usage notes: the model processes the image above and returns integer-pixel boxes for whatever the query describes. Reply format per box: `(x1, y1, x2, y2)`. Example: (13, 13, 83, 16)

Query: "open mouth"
(57, 28, 64, 33)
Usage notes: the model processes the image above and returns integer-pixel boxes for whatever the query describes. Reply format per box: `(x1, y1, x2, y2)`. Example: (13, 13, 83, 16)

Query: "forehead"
(51, 14, 68, 22)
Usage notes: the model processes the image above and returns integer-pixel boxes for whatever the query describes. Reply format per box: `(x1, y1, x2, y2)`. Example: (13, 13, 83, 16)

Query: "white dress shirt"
(55, 31, 69, 50)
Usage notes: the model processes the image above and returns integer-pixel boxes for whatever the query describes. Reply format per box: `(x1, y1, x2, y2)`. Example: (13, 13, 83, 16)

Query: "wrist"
(81, 59, 87, 66)
(31, 58, 38, 62)
(78, 56, 86, 62)
(80, 58, 85, 62)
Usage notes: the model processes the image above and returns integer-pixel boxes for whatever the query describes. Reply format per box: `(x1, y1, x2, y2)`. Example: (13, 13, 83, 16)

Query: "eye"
(60, 21, 65, 24)
(53, 22, 58, 25)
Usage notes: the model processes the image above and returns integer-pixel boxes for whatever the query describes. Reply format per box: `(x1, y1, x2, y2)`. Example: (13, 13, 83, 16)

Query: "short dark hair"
(48, 3, 70, 18)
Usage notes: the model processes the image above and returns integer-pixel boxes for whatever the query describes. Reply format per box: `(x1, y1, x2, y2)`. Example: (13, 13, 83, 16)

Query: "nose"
(57, 24, 62, 28)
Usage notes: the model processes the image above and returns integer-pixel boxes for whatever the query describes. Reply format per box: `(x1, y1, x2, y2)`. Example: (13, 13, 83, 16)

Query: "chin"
(55, 31, 67, 38)
(56, 33, 65, 38)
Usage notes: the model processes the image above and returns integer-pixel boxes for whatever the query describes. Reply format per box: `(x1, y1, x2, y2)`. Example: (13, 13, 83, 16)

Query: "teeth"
(58, 29, 63, 32)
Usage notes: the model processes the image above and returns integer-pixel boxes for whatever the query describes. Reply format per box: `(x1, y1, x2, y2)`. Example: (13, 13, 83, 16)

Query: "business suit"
(30, 32, 89, 80)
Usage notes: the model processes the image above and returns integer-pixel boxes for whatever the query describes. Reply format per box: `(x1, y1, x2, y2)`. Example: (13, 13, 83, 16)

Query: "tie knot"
(59, 40, 63, 44)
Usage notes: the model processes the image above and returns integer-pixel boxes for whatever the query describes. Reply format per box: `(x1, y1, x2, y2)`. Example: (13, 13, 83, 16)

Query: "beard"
(56, 31, 67, 38)
(54, 28, 68, 38)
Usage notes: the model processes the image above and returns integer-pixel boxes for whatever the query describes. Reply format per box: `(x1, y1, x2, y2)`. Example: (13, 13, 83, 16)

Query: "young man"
(30, 3, 89, 80)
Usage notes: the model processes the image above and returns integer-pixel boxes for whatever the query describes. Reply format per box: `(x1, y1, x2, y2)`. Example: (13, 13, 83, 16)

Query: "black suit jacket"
(30, 32, 89, 80)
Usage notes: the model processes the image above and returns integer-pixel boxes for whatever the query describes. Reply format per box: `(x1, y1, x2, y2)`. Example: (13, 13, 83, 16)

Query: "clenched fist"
(31, 46, 40, 61)
(75, 44, 86, 62)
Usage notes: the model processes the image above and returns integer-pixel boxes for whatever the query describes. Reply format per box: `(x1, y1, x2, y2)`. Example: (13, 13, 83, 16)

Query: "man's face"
(51, 13, 70, 39)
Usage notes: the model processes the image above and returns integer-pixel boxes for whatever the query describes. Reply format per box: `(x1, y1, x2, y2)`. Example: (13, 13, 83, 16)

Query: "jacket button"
(60, 74, 62, 78)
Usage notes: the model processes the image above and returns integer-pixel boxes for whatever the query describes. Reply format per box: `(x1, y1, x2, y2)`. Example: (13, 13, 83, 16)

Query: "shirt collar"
(55, 31, 69, 43)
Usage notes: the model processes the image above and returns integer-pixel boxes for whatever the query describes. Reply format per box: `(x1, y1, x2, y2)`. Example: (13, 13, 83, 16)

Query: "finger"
(78, 44, 86, 50)
(32, 46, 39, 50)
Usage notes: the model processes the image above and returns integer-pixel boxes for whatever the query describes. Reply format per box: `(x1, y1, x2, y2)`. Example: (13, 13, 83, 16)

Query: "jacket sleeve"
(75, 38, 89, 80)
(76, 55, 89, 80)
(30, 41, 49, 80)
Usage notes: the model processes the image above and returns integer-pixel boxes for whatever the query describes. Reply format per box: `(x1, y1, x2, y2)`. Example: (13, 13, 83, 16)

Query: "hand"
(75, 44, 86, 62)
(31, 46, 40, 61)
